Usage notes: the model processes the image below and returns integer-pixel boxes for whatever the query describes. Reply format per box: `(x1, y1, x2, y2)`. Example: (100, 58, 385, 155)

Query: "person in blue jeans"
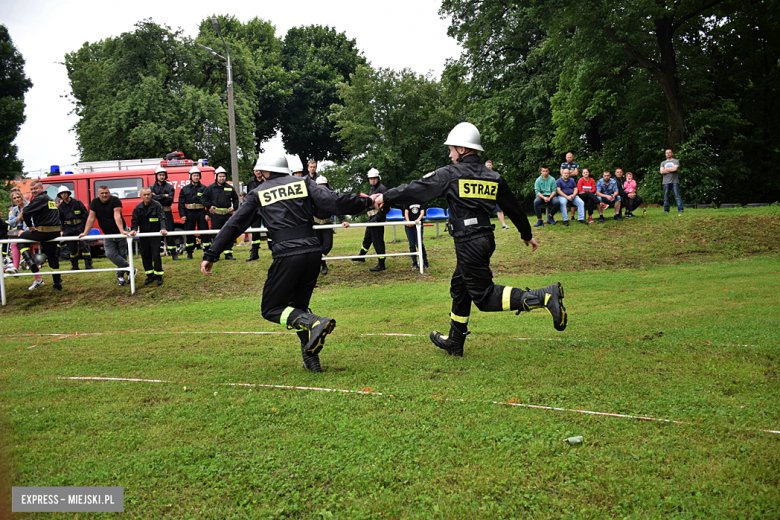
(595, 170, 623, 222)
(555, 169, 585, 226)
(403, 203, 428, 269)
(660, 149, 684, 214)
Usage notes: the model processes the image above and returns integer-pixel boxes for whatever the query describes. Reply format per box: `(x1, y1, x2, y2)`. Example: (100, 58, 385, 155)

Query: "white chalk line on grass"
(55, 376, 780, 435)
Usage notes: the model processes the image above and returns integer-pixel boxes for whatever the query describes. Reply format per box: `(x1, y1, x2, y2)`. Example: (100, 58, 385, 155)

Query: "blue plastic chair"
(385, 208, 404, 241)
(423, 207, 448, 238)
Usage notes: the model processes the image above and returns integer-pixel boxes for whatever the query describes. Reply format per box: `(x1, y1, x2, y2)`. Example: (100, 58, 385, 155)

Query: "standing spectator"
(485, 160, 509, 229)
(533, 166, 558, 227)
(560, 152, 580, 221)
(178, 167, 210, 260)
(79, 185, 134, 286)
(151, 166, 179, 260)
(576, 168, 602, 223)
(660, 149, 683, 214)
(245, 165, 265, 261)
(130, 188, 168, 286)
(314, 175, 336, 275)
(6, 190, 41, 283)
(307, 160, 318, 180)
(202, 166, 239, 261)
(595, 170, 623, 222)
(56, 185, 93, 270)
(201, 154, 374, 373)
(20, 181, 63, 291)
(623, 172, 644, 217)
(352, 168, 389, 272)
(403, 201, 428, 270)
(556, 169, 586, 225)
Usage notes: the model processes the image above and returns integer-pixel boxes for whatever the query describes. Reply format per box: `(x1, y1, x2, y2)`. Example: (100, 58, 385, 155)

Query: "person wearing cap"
(20, 180, 63, 291)
(370, 122, 567, 357)
(245, 164, 267, 261)
(352, 168, 389, 272)
(129, 187, 168, 286)
(313, 175, 339, 275)
(56, 185, 93, 270)
(151, 166, 179, 260)
(201, 154, 374, 373)
(202, 166, 239, 260)
(178, 167, 210, 260)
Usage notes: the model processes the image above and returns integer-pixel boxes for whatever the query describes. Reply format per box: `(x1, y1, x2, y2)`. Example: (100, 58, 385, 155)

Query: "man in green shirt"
(533, 166, 558, 227)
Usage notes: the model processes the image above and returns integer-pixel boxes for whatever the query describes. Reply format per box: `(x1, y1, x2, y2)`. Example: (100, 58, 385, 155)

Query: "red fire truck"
(40, 152, 220, 250)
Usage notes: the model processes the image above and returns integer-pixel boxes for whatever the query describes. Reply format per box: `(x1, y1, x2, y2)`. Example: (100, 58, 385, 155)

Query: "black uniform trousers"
(140, 236, 163, 279)
(449, 234, 526, 329)
(261, 251, 321, 326)
(163, 211, 176, 253)
(62, 224, 90, 260)
(18, 230, 61, 282)
(315, 228, 334, 256)
(360, 219, 385, 258)
(210, 213, 233, 257)
(184, 209, 210, 253)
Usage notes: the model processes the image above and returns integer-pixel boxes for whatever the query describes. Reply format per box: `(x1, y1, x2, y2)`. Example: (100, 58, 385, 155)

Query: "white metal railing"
(0, 221, 425, 306)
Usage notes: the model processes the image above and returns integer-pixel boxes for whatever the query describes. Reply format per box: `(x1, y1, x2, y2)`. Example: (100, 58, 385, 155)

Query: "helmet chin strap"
(456, 147, 475, 163)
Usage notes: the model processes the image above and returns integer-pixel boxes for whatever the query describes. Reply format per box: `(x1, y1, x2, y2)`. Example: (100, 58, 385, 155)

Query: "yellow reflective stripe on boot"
(545, 293, 551, 306)
(502, 286, 513, 311)
(450, 312, 469, 324)
(280, 306, 295, 327)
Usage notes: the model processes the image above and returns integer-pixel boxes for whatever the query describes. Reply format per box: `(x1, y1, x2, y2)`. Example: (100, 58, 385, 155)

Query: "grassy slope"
(1, 207, 779, 518)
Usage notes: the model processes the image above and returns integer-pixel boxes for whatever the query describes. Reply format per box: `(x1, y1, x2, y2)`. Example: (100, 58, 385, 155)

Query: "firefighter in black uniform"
(245, 166, 265, 261)
(20, 180, 63, 290)
(178, 166, 210, 260)
(202, 166, 239, 260)
(130, 187, 168, 286)
(371, 122, 567, 357)
(201, 154, 373, 373)
(151, 166, 179, 260)
(353, 168, 389, 272)
(56, 185, 93, 270)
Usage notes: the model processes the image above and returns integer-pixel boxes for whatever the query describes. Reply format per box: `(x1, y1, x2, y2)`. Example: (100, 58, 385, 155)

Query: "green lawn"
(1, 206, 779, 518)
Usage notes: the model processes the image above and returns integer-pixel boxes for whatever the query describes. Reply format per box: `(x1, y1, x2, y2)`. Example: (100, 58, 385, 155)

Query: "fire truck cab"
(40, 152, 221, 249)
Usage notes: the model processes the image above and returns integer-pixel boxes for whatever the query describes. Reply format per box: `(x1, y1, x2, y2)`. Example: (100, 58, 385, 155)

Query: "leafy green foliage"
(0, 24, 33, 181)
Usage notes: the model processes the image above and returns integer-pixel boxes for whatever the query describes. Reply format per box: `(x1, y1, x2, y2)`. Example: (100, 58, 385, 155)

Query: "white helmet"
(287, 155, 304, 174)
(154, 166, 168, 179)
(444, 122, 484, 152)
(189, 166, 201, 179)
(253, 154, 291, 174)
(367, 168, 380, 179)
(215, 166, 227, 175)
(316, 175, 328, 185)
(57, 185, 71, 198)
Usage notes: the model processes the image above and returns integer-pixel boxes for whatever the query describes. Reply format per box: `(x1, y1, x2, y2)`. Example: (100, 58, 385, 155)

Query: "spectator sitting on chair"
(595, 170, 622, 222)
(623, 172, 643, 217)
(79, 185, 134, 286)
(130, 187, 168, 286)
(533, 165, 558, 227)
(485, 160, 509, 229)
(613, 168, 629, 218)
(556, 169, 586, 226)
(576, 168, 602, 224)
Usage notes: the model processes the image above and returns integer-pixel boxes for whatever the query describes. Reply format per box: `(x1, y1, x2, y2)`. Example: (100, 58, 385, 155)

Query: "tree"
(279, 25, 366, 163)
(329, 65, 462, 193)
(0, 24, 33, 181)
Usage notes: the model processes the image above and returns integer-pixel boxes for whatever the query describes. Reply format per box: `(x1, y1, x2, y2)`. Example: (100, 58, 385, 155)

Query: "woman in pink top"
(623, 172, 644, 217)
(576, 168, 602, 223)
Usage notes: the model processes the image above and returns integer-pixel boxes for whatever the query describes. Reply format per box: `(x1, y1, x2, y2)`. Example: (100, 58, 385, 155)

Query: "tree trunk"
(655, 16, 686, 149)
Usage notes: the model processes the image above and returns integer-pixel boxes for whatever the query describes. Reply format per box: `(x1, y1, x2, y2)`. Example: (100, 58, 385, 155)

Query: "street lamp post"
(198, 18, 240, 203)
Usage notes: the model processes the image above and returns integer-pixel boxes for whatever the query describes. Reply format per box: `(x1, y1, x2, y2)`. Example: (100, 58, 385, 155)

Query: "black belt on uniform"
(63, 219, 83, 225)
(448, 215, 492, 235)
(37, 225, 62, 233)
(267, 225, 316, 242)
(162, 206, 172, 212)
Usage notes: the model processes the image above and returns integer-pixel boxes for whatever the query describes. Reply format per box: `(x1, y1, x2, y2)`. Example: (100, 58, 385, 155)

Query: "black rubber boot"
(519, 282, 567, 331)
(144, 276, 155, 285)
(246, 245, 260, 262)
(320, 260, 328, 275)
(170, 250, 180, 261)
(22, 251, 39, 274)
(351, 249, 366, 262)
(291, 313, 336, 356)
(297, 330, 321, 372)
(429, 322, 469, 357)
(185, 250, 194, 260)
(369, 259, 386, 272)
(52, 274, 62, 291)
(224, 252, 236, 260)
(84, 256, 94, 270)
(70, 259, 79, 271)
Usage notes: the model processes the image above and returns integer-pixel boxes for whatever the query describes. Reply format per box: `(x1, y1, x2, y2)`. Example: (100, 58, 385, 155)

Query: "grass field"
(1, 206, 779, 518)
